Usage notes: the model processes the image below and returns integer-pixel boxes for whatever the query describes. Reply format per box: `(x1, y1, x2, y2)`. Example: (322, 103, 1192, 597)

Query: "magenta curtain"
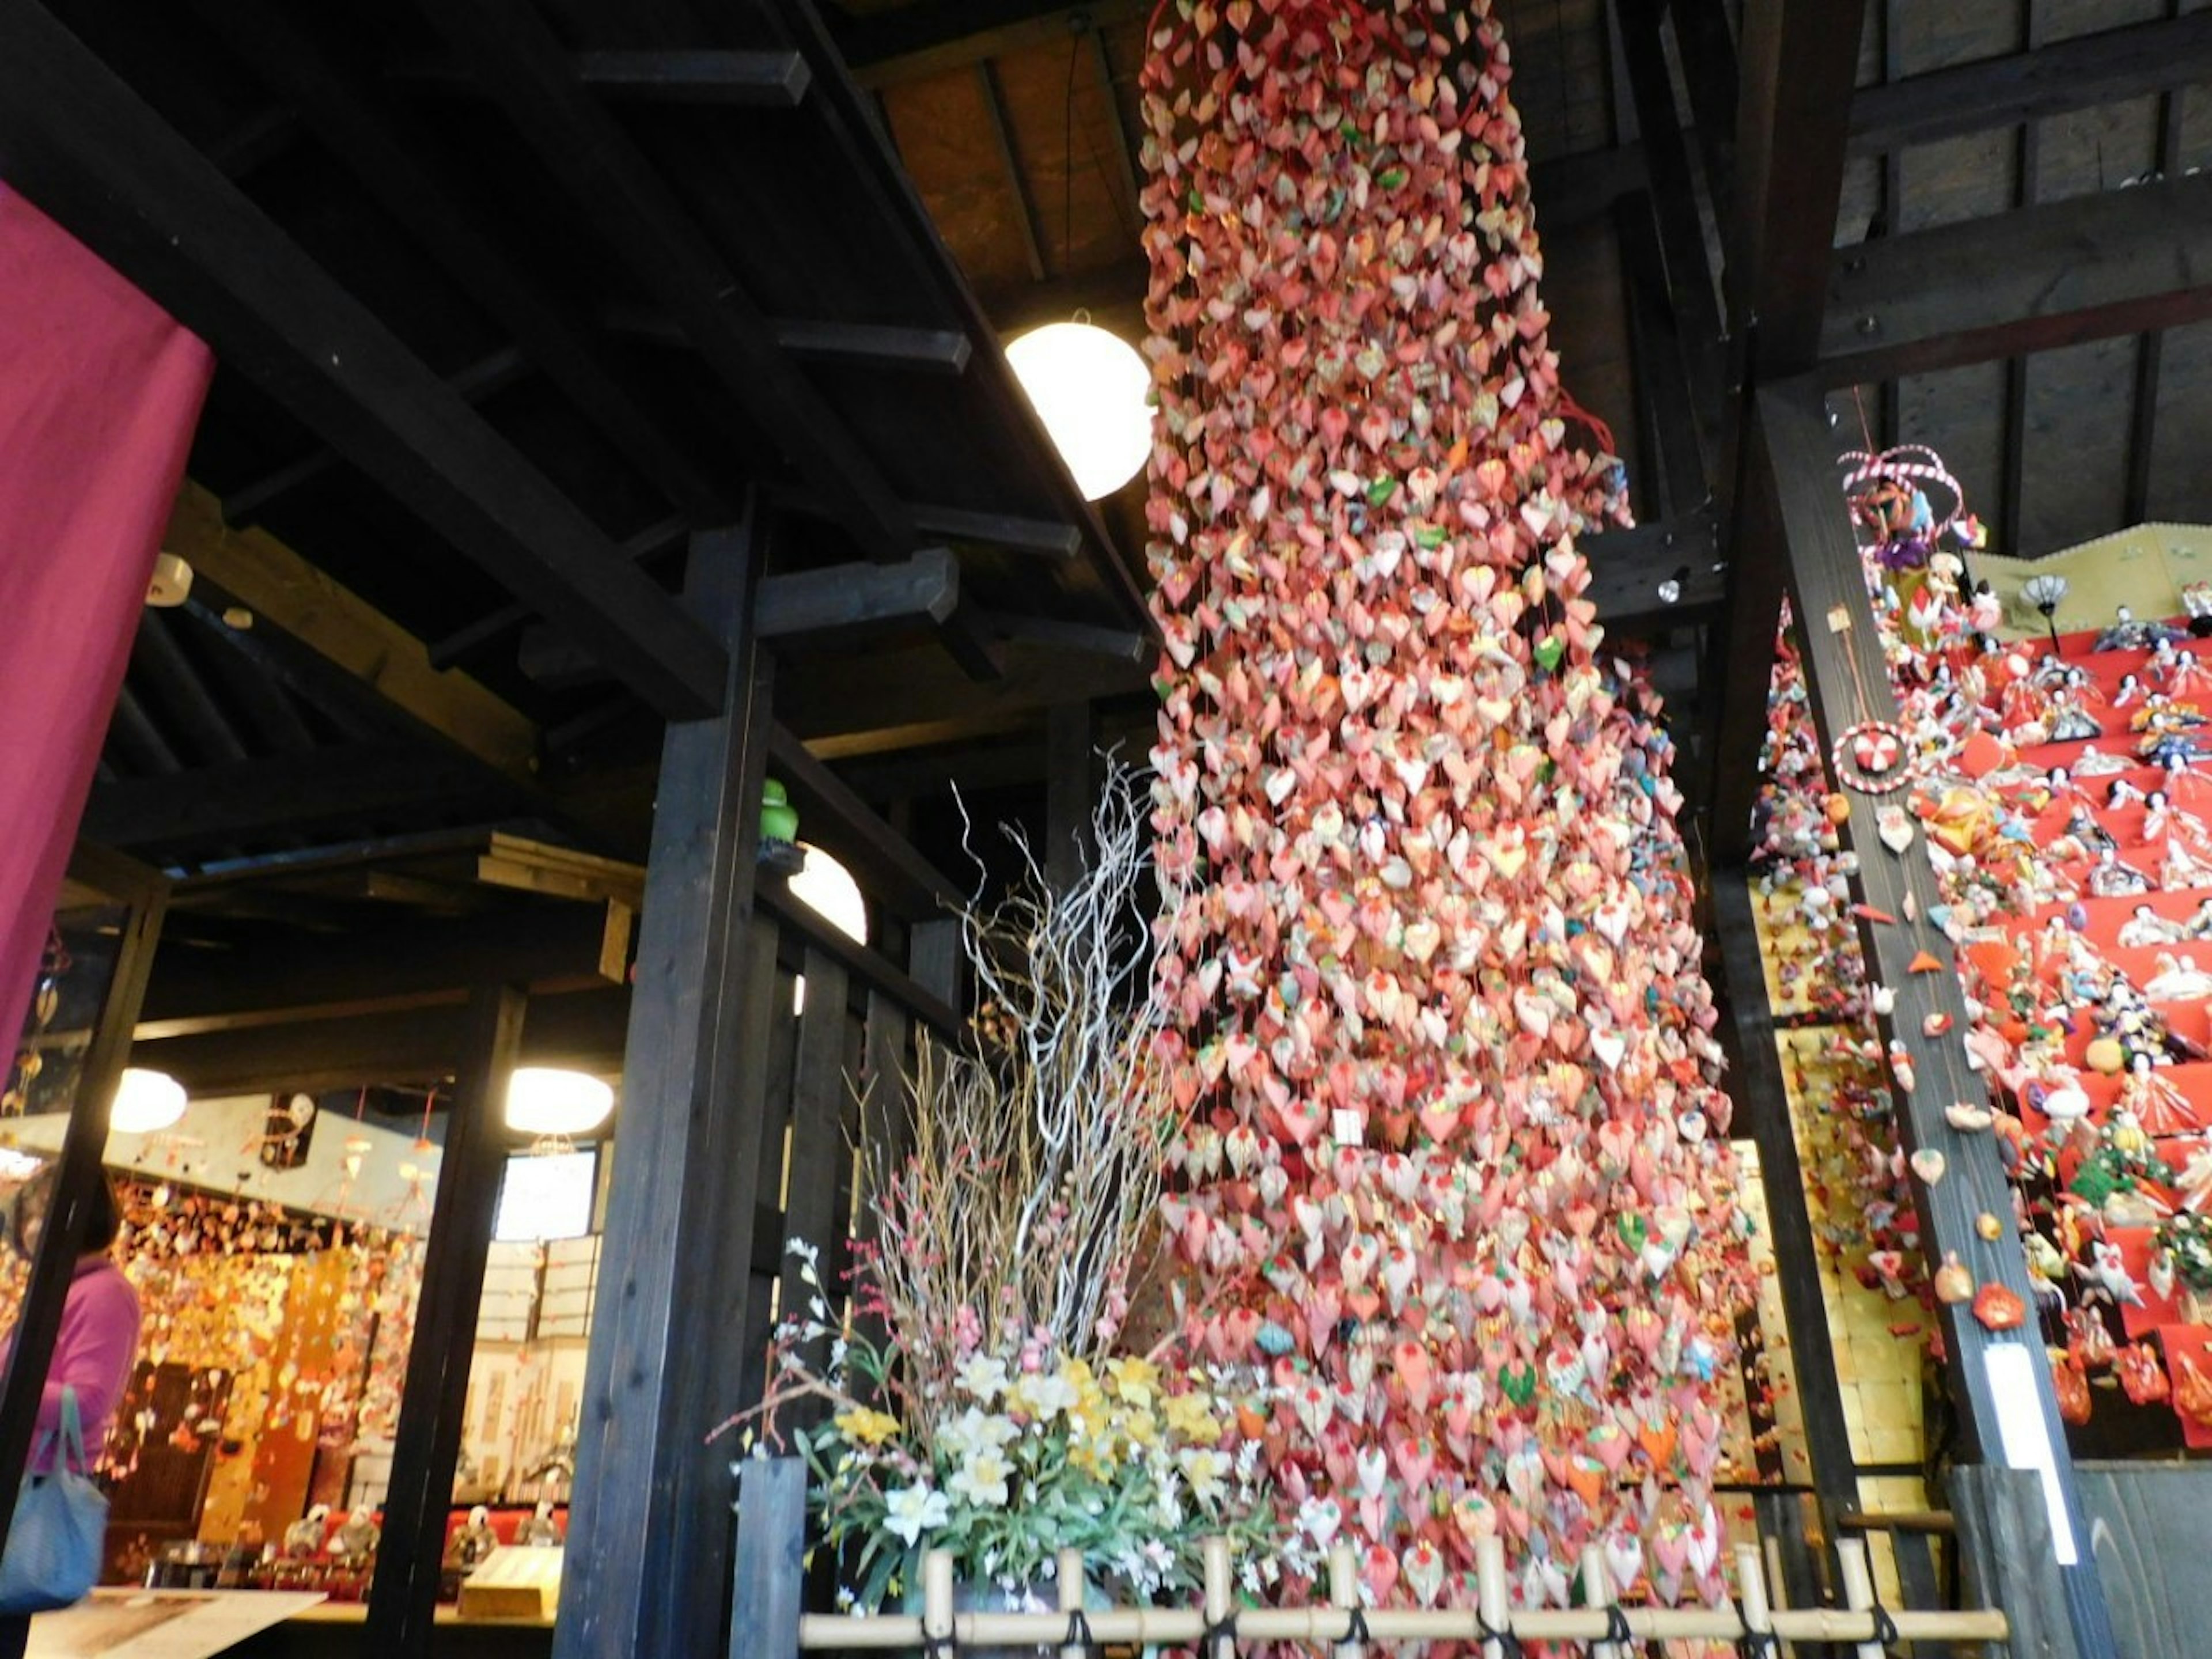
(0, 186, 213, 1044)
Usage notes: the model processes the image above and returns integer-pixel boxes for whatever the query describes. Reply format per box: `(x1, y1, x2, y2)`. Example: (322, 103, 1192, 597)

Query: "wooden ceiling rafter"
(183, 0, 734, 528)
(398, 48, 816, 107)
(833, 0, 1149, 89)
(0, 0, 730, 719)
(1846, 7, 2212, 156)
(422, 0, 915, 560)
(1816, 169, 2212, 386)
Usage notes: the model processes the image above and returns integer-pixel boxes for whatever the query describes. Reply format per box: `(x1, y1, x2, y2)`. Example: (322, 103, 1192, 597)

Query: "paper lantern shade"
(504, 1068, 615, 1138)
(111, 1067, 187, 1134)
(1005, 321, 1152, 500)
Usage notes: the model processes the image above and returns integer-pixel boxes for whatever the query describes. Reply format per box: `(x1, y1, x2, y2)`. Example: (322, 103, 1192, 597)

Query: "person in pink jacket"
(2, 1168, 140, 1474)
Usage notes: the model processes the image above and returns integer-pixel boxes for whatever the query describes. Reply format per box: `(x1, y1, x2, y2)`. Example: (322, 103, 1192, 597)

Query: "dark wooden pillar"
(1710, 880, 1859, 1524)
(552, 503, 776, 1659)
(1759, 376, 2118, 1656)
(1045, 700, 1097, 892)
(777, 944, 851, 1426)
(366, 981, 527, 1652)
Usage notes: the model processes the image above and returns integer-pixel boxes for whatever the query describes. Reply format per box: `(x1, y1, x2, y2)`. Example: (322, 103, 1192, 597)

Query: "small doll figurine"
(449, 1505, 501, 1571)
(2048, 668, 2105, 741)
(283, 1504, 330, 1561)
(2119, 1051, 2200, 1135)
(330, 1508, 381, 1561)
(2086, 846, 2152, 897)
(2095, 604, 2182, 654)
(2111, 672, 2146, 709)
(1968, 579, 2003, 644)
(521, 1499, 564, 1547)
(2118, 904, 2186, 949)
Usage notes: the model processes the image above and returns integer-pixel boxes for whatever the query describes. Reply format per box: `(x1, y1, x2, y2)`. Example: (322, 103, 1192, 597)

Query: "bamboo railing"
(791, 1535, 2012, 1654)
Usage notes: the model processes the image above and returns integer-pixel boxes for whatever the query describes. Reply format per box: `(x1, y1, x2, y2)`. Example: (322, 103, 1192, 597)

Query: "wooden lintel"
(1819, 170, 2212, 385)
(757, 548, 960, 640)
(1847, 10, 2212, 156)
(166, 482, 541, 784)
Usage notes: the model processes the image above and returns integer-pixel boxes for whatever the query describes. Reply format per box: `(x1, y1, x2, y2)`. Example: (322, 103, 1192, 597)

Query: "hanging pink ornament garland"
(1139, 0, 1754, 1610)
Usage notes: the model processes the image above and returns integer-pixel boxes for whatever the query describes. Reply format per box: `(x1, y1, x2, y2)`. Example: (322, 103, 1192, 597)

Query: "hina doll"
(2118, 1052, 2201, 1135)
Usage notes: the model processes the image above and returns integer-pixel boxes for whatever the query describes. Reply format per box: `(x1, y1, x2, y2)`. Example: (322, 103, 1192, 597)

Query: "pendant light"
(1006, 318, 1152, 500)
(110, 1067, 187, 1134)
(503, 1068, 615, 1139)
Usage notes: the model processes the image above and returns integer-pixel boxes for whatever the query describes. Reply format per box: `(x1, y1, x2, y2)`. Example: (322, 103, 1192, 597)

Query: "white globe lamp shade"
(787, 844, 868, 945)
(1005, 321, 1152, 500)
(111, 1068, 187, 1135)
(504, 1068, 615, 1138)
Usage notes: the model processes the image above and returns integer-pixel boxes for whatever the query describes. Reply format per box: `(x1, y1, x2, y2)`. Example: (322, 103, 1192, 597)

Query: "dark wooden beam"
(0, 0, 727, 718)
(1876, 0, 1902, 444)
(1846, 9, 2212, 156)
(553, 512, 774, 1659)
(1580, 511, 1728, 632)
(1760, 374, 2119, 1655)
(1819, 170, 2212, 385)
(1616, 0, 1729, 487)
(988, 609, 1149, 663)
(778, 941, 853, 1423)
(758, 884, 960, 1037)
(1045, 700, 1096, 891)
(759, 549, 960, 641)
(427, 516, 688, 673)
(518, 550, 966, 687)
(1704, 0, 1870, 863)
(1613, 191, 1710, 519)
(605, 303, 973, 376)
(365, 983, 525, 1653)
(1732, 0, 1871, 374)
(426, 0, 912, 558)
(978, 60, 1046, 282)
(834, 0, 1147, 89)
(166, 483, 544, 785)
(137, 903, 621, 1036)
(398, 48, 812, 106)
(1999, 1, 2045, 567)
(2125, 11, 2187, 527)
(909, 502, 1081, 558)
(221, 346, 529, 526)
(81, 744, 509, 854)
(766, 724, 968, 921)
(937, 592, 1008, 681)
(1668, 0, 1740, 215)
(188, 0, 728, 526)
(1710, 878, 1858, 1518)
(131, 613, 249, 766)
(134, 984, 630, 1095)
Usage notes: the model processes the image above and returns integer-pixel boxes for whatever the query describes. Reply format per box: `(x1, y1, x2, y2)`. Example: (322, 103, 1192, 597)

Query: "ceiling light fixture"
(504, 1068, 615, 1139)
(1006, 318, 1152, 500)
(110, 1067, 187, 1135)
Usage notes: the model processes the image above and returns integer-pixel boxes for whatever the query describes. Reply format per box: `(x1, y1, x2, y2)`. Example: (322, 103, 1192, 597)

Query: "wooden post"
(1712, 877, 1861, 1523)
(1582, 1543, 1623, 1659)
(775, 942, 851, 1433)
(1056, 1548, 1088, 1659)
(366, 981, 527, 1651)
(1759, 376, 2117, 1658)
(1045, 700, 1096, 893)
(553, 505, 778, 1659)
(1735, 1543, 1777, 1654)
(729, 1457, 806, 1659)
(0, 851, 165, 1556)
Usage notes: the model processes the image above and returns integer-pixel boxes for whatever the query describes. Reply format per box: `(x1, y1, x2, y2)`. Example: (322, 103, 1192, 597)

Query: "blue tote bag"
(0, 1387, 108, 1615)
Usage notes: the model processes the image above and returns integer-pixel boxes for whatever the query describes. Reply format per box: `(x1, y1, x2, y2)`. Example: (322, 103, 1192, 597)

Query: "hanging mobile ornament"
(1825, 604, 1918, 794)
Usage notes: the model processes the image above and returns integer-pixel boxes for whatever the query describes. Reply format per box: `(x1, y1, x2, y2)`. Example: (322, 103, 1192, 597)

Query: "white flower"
(956, 1355, 1010, 1403)
(946, 1448, 1012, 1508)
(1178, 1446, 1229, 1504)
(882, 1484, 950, 1546)
(1009, 1370, 1081, 1420)
(935, 1406, 1020, 1464)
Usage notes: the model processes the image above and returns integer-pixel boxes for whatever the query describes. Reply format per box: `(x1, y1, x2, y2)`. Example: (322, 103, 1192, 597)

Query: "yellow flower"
(1120, 1407, 1161, 1451)
(1177, 1446, 1229, 1503)
(1104, 1357, 1158, 1407)
(1160, 1391, 1224, 1446)
(834, 1407, 902, 1448)
(1067, 1438, 1116, 1479)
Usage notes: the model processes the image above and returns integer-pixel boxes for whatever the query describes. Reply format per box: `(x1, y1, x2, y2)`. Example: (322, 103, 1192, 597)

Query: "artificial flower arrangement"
(734, 770, 1294, 1612)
